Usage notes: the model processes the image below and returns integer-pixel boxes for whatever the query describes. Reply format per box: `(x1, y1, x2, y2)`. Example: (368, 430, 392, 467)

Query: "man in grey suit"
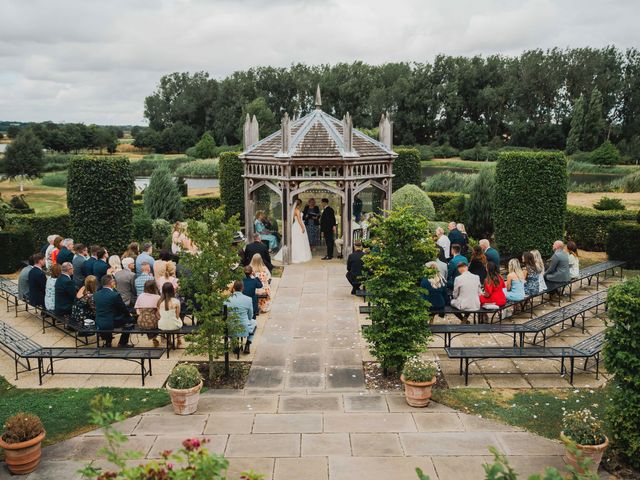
(544, 240, 571, 284)
(450, 259, 481, 324)
(224, 280, 257, 354)
(114, 257, 137, 308)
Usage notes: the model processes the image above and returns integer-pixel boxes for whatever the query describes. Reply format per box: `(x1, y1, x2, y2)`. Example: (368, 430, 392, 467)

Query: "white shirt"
(436, 235, 451, 259)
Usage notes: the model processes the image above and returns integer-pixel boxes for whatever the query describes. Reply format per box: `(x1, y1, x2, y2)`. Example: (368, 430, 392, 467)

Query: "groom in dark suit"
(320, 198, 337, 260)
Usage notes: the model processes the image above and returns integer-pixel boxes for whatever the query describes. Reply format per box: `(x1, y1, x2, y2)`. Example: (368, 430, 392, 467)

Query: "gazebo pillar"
(244, 177, 252, 237)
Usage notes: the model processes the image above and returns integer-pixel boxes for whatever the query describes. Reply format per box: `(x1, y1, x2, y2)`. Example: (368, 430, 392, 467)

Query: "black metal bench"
(430, 323, 531, 348)
(0, 277, 31, 317)
(445, 331, 606, 385)
(0, 321, 42, 379)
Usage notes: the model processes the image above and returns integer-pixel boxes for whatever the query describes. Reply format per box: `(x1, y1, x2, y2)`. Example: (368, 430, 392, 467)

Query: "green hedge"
(606, 221, 640, 268)
(565, 206, 637, 251)
(0, 228, 35, 273)
(6, 211, 71, 251)
(219, 152, 244, 221)
(494, 151, 567, 258)
(426, 192, 468, 220)
(392, 148, 421, 192)
(182, 196, 221, 220)
(67, 156, 134, 253)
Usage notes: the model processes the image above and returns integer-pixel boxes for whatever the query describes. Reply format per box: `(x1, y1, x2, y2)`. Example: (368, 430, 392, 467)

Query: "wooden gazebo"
(239, 87, 397, 264)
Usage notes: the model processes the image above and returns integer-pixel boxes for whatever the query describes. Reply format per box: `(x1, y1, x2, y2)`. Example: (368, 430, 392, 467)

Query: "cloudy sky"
(1, 0, 638, 125)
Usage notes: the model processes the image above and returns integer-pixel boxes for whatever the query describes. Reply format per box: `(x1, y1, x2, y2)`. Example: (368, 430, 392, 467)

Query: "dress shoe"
(117, 343, 135, 348)
(321, 256, 333, 260)
(243, 341, 251, 354)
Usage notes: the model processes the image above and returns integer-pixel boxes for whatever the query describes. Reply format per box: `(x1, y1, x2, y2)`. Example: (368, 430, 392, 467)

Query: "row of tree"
(141, 47, 640, 151)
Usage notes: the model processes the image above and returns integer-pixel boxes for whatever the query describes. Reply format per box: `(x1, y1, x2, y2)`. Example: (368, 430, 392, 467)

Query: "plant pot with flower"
(400, 357, 438, 407)
(166, 363, 203, 415)
(560, 408, 609, 474)
(0, 413, 46, 475)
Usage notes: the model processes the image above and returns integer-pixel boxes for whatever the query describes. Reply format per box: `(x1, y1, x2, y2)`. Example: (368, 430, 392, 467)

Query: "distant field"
(0, 179, 67, 213)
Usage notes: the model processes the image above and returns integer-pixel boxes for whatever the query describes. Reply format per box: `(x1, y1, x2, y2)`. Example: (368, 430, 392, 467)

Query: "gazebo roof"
(240, 108, 396, 160)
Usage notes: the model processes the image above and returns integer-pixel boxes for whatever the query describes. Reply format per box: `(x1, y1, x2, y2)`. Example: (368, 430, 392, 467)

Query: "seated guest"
(480, 262, 507, 306)
(233, 232, 246, 268)
(224, 280, 256, 355)
(531, 250, 547, 292)
(157, 282, 183, 332)
(346, 241, 366, 295)
(433, 246, 448, 280)
(522, 252, 540, 297)
(242, 265, 263, 320)
(93, 248, 110, 284)
(447, 222, 464, 256)
(479, 239, 500, 268)
(457, 223, 469, 255)
(115, 257, 137, 308)
(71, 275, 97, 325)
(447, 244, 467, 289)
(421, 262, 449, 316)
(153, 250, 173, 278)
(45, 264, 61, 311)
(250, 253, 272, 313)
(56, 238, 74, 265)
(435, 227, 451, 261)
(17, 256, 34, 302)
(135, 262, 154, 296)
(54, 262, 77, 317)
(50, 236, 64, 265)
(44, 234, 58, 269)
(544, 240, 571, 284)
(244, 233, 273, 271)
(254, 211, 278, 251)
(135, 280, 161, 347)
(136, 243, 155, 275)
(156, 260, 179, 291)
(450, 259, 481, 323)
(505, 258, 526, 302)
(28, 254, 47, 308)
(122, 241, 140, 261)
(566, 241, 580, 279)
(72, 244, 88, 289)
(468, 245, 488, 285)
(82, 245, 100, 277)
(94, 275, 132, 348)
(108, 255, 122, 275)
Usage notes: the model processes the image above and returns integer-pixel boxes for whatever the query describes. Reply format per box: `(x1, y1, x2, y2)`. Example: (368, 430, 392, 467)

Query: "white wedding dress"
(290, 208, 312, 264)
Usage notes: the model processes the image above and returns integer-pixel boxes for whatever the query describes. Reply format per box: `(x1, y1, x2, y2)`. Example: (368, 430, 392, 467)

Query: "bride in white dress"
(290, 198, 312, 264)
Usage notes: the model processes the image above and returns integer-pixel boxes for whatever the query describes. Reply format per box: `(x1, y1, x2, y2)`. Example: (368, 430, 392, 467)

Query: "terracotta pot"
(167, 380, 203, 415)
(0, 430, 46, 475)
(560, 431, 609, 474)
(401, 374, 436, 407)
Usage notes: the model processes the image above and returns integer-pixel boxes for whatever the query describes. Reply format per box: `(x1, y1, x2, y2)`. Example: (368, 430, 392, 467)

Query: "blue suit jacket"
(54, 274, 77, 315)
(242, 276, 263, 315)
(28, 267, 47, 307)
(94, 287, 132, 331)
(224, 292, 255, 337)
(93, 260, 109, 285)
(83, 257, 97, 277)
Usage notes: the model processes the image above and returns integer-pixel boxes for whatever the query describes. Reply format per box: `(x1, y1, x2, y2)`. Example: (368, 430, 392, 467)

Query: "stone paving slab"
(350, 433, 404, 456)
(252, 413, 323, 433)
(329, 456, 438, 480)
(275, 457, 328, 480)
(225, 434, 301, 457)
(324, 413, 417, 433)
(301, 433, 352, 457)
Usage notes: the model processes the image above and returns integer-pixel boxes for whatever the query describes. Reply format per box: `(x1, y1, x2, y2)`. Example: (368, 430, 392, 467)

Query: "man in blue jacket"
(93, 248, 110, 285)
(447, 244, 467, 289)
(54, 262, 77, 317)
(242, 266, 263, 319)
(83, 245, 100, 277)
(94, 275, 132, 347)
(224, 280, 256, 355)
(28, 253, 47, 308)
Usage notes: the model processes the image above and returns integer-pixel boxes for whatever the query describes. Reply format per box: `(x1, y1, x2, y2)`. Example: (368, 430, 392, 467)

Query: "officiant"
(303, 198, 321, 247)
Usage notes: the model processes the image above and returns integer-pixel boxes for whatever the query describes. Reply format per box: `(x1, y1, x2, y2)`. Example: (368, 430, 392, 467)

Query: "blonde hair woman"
(171, 222, 187, 254)
(505, 258, 526, 302)
(107, 255, 122, 275)
(250, 253, 272, 312)
(531, 250, 547, 292)
(156, 259, 179, 292)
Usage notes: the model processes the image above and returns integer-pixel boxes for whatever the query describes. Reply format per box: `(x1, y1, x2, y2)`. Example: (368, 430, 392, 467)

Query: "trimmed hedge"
(219, 152, 244, 221)
(494, 151, 567, 258)
(6, 211, 71, 251)
(0, 228, 35, 273)
(391, 184, 435, 219)
(606, 221, 640, 268)
(182, 196, 221, 220)
(426, 192, 468, 221)
(565, 206, 637, 251)
(392, 148, 421, 192)
(67, 156, 134, 253)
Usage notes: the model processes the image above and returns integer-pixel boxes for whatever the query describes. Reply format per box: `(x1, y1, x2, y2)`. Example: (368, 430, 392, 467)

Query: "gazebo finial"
(315, 84, 322, 109)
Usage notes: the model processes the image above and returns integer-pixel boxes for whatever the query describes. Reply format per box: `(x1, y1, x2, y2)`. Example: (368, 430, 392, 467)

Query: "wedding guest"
(468, 245, 488, 285)
(447, 244, 467, 288)
(250, 253, 272, 313)
(421, 261, 449, 315)
(433, 247, 449, 282)
(136, 243, 155, 275)
(71, 275, 97, 325)
(156, 260, 179, 292)
(134, 280, 161, 347)
(224, 280, 256, 354)
(531, 250, 547, 293)
(447, 222, 464, 256)
(45, 234, 59, 269)
(17, 256, 33, 302)
(303, 198, 321, 247)
(115, 257, 137, 307)
(93, 248, 109, 284)
(450, 259, 481, 323)
(94, 275, 132, 348)
(346, 241, 366, 295)
(83, 245, 100, 277)
(135, 262, 154, 296)
(28, 254, 47, 308)
(171, 222, 187, 254)
(153, 250, 175, 279)
(479, 239, 500, 268)
(480, 262, 507, 306)
(242, 265, 263, 319)
(157, 282, 182, 332)
(244, 233, 273, 271)
(108, 255, 122, 275)
(72, 244, 88, 289)
(457, 223, 469, 255)
(435, 227, 451, 260)
(566, 241, 580, 279)
(522, 251, 540, 297)
(320, 198, 337, 260)
(505, 258, 526, 302)
(254, 211, 278, 251)
(545, 241, 571, 284)
(122, 242, 140, 261)
(45, 264, 61, 311)
(56, 238, 74, 265)
(50, 236, 64, 265)
(54, 262, 77, 317)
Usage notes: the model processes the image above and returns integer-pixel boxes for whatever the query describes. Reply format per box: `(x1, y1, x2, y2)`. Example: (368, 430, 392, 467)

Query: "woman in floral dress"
(250, 253, 272, 313)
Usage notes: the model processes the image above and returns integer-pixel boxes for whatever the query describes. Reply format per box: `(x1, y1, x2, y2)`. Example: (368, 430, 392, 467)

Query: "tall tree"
(565, 95, 585, 154)
(583, 87, 606, 151)
(193, 132, 217, 159)
(4, 129, 44, 191)
(144, 165, 183, 221)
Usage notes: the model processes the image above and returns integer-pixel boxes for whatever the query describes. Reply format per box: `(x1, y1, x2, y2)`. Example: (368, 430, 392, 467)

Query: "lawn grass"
(0, 179, 67, 213)
(0, 376, 169, 450)
(421, 158, 495, 170)
(432, 387, 611, 440)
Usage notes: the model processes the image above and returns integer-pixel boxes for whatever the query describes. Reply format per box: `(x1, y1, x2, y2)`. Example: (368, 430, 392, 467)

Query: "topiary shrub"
(604, 276, 640, 469)
(391, 184, 436, 219)
(192, 132, 217, 159)
(67, 156, 134, 253)
(606, 221, 640, 268)
(144, 165, 183, 222)
(425, 192, 464, 218)
(590, 140, 620, 165)
(219, 151, 244, 222)
(439, 194, 466, 224)
(565, 206, 637, 251)
(494, 151, 567, 258)
(0, 227, 34, 273)
(466, 167, 495, 239)
(132, 209, 153, 242)
(392, 148, 421, 192)
(151, 218, 172, 249)
(421, 171, 476, 193)
(181, 196, 221, 220)
(593, 196, 625, 211)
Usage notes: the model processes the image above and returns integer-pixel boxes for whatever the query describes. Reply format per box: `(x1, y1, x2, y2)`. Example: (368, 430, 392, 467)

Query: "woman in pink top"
(134, 280, 161, 346)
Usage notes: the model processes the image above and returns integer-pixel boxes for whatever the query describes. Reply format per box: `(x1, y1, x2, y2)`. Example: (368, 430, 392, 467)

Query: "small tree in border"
(143, 164, 183, 222)
(362, 207, 437, 375)
(178, 207, 242, 383)
(4, 129, 45, 192)
(466, 167, 495, 239)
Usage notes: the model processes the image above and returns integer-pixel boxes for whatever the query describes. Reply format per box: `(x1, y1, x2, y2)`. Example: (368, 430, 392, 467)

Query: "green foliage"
(422, 171, 476, 193)
(41, 171, 68, 188)
(4, 129, 45, 179)
(6, 210, 70, 251)
(158, 122, 198, 154)
(132, 209, 153, 242)
(426, 192, 464, 218)
(179, 208, 242, 382)
(466, 168, 495, 239)
(174, 159, 219, 178)
(67, 156, 134, 253)
(604, 276, 640, 468)
(592, 196, 625, 211)
(151, 218, 172, 249)
(240, 97, 278, 140)
(565, 206, 637, 251)
(562, 409, 607, 446)
(192, 132, 217, 159)
(391, 184, 436, 219)
(459, 145, 499, 162)
(439, 194, 467, 223)
(143, 165, 183, 222)
(494, 151, 567, 258)
(430, 142, 459, 158)
(402, 357, 437, 382)
(583, 87, 605, 151)
(362, 208, 436, 372)
(589, 140, 620, 165)
(606, 221, 640, 268)
(130, 155, 192, 176)
(566, 96, 585, 155)
(0, 227, 34, 273)
(166, 364, 202, 390)
(393, 148, 421, 191)
(218, 151, 244, 221)
(612, 170, 640, 192)
(181, 196, 221, 220)
(2, 412, 44, 444)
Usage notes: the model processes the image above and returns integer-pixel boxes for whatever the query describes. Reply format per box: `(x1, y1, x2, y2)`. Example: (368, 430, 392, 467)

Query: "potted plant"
(400, 357, 438, 407)
(0, 413, 46, 474)
(560, 408, 609, 474)
(166, 363, 203, 415)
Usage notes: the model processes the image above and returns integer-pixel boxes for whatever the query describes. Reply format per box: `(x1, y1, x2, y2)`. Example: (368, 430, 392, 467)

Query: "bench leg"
(560, 358, 565, 375)
(464, 359, 469, 386)
(569, 357, 575, 385)
(149, 358, 153, 377)
(37, 358, 43, 385)
(141, 360, 146, 386)
(14, 354, 19, 380)
(595, 354, 600, 380)
(459, 358, 463, 375)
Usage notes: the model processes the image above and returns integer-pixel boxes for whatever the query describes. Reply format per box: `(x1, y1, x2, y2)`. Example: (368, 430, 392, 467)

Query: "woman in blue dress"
(522, 251, 540, 297)
(504, 258, 526, 302)
(254, 211, 278, 251)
